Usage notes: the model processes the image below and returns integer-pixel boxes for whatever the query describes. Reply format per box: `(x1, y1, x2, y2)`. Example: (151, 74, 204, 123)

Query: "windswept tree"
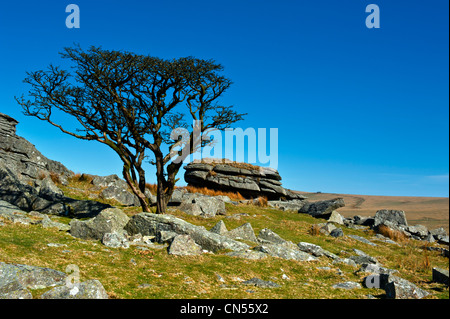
(16, 45, 245, 214)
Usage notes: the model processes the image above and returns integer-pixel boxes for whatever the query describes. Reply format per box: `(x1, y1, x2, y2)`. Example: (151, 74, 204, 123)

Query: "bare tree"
(16, 45, 245, 214)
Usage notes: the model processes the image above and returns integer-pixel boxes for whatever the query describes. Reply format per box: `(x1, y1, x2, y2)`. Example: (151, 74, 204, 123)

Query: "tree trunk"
(122, 166, 151, 212)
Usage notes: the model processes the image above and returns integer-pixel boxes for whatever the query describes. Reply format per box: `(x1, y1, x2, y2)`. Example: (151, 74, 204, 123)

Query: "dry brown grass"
(254, 196, 268, 207)
(49, 171, 61, 184)
(184, 185, 245, 201)
(377, 224, 409, 243)
(308, 224, 322, 236)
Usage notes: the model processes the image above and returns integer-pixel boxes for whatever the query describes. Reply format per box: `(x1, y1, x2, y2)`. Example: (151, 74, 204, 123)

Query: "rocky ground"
(0, 112, 449, 299)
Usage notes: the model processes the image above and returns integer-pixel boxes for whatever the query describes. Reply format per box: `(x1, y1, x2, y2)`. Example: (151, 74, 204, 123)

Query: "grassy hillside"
(0, 179, 448, 299)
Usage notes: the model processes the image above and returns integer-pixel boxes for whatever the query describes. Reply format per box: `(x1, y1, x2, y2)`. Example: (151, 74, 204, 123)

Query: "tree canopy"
(16, 45, 245, 213)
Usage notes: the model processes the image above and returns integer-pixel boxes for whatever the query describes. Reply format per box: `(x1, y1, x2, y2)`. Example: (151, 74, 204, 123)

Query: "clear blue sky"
(0, 0, 448, 197)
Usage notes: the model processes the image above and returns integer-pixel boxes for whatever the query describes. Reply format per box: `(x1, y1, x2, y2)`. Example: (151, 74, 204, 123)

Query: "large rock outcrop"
(0, 113, 72, 184)
(0, 113, 110, 217)
(183, 160, 306, 200)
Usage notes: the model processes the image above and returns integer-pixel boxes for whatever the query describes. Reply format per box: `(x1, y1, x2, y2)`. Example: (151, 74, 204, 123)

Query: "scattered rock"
(168, 235, 203, 256)
(432, 267, 449, 286)
(298, 198, 345, 218)
(297, 242, 338, 259)
(254, 243, 316, 262)
(100, 185, 139, 207)
(328, 211, 344, 225)
(156, 230, 178, 244)
(69, 208, 130, 240)
(267, 199, 307, 211)
(0, 262, 66, 299)
(40, 279, 108, 299)
(102, 231, 130, 249)
(257, 228, 291, 247)
(225, 250, 267, 260)
(125, 212, 250, 253)
(332, 281, 361, 290)
(209, 220, 228, 236)
(380, 274, 429, 299)
(225, 223, 258, 243)
(374, 209, 408, 228)
(330, 228, 344, 238)
(347, 235, 377, 247)
(242, 278, 280, 288)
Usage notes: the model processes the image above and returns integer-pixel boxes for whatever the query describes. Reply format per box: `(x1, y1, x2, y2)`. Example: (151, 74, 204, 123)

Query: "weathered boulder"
(257, 228, 290, 246)
(209, 220, 228, 235)
(242, 278, 280, 288)
(374, 209, 408, 228)
(225, 223, 258, 243)
(168, 235, 203, 256)
(225, 250, 267, 260)
(358, 263, 398, 276)
(40, 279, 108, 299)
(0, 113, 73, 186)
(0, 262, 66, 299)
(332, 281, 361, 290)
(254, 243, 316, 262)
(69, 208, 130, 240)
(298, 198, 345, 218)
(184, 160, 305, 200)
(379, 274, 429, 299)
(100, 185, 140, 206)
(156, 230, 178, 244)
(177, 194, 226, 218)
(102, 231, 130, 249)
(0, 200, 31, 224)
(432, 267, 449, 286)
(1, 158, 110, 218)
(38, 177, 64, 201)
(297, 242, 338, 259)
(347, 234, 377, 247)
(330, 228, 344, 238)
(268, 199, 307, 211)
(406, 225, 429, 239)
(125, 212, 250, 253)
(327, 211, 344, 225)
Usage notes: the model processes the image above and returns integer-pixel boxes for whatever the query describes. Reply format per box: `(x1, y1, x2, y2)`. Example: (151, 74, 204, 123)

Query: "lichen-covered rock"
(183, 160, 304, 200)
(0, 262, 66, 293)
(225, 223, 258, 243)
(374, 209, 408, 228)
(125, 212, 250, 253)
(40, 279, 108, 299)
(381, 274, 429, 299)
(298, 198, 345, 218)
(69, 208, 130, 240)
(254, 243, 316, 261)
(102, 231, 130, 248)
(209, 220, 228, 235)
(168, 235, 203, 256)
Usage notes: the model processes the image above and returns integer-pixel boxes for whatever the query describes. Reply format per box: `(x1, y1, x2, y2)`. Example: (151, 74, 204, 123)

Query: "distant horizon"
(1, 1, 448, 198)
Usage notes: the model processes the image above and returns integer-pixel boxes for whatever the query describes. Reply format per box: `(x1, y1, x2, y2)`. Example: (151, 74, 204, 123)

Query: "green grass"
(0, 178, 448, 299)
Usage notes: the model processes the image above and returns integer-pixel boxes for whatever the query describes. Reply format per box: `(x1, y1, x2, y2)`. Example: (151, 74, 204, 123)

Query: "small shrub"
(37, 171, 47, 180)
(254, 196, 268, 207)
(49, 172, 61, 185)
(308, 224, 321, 236)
